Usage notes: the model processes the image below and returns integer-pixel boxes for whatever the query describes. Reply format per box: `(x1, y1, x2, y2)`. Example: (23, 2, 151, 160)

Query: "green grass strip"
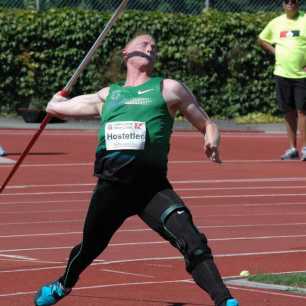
(249, 272, 306, 289)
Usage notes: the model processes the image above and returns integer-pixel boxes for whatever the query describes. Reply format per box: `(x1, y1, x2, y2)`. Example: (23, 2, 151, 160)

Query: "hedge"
(0, 8, 279, 118)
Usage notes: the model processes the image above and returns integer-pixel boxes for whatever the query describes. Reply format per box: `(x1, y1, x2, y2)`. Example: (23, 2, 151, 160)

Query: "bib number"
(105, 121, 146, 150)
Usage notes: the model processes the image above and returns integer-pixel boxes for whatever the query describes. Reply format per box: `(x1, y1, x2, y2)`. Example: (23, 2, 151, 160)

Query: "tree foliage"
(0, 8, 279, 117)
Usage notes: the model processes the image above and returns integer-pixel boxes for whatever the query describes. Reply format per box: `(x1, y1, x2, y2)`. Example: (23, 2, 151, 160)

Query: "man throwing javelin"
(258, 0, 306, 161)
(34, 34, 239, 306)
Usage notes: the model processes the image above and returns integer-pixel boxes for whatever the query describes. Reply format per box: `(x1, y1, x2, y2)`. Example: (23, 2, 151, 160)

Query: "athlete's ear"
(122, 48, 128, 60)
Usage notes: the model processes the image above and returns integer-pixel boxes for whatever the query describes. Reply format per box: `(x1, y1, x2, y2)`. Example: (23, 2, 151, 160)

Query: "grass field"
(249, 272, 306, 289)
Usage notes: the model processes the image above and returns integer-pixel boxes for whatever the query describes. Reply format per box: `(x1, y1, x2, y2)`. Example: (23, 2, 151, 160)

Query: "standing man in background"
(258, 0, 306, 161)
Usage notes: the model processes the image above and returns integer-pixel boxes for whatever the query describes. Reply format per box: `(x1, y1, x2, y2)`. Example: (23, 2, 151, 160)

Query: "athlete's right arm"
(46, 87, 110, 118)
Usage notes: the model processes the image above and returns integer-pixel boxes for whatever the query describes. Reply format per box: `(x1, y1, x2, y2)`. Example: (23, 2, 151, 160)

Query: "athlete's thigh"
(82, 179, 134, 243)
(138, 189, 211, 265)
(138, 189, 203, 247)
(138, 189, 188, 233)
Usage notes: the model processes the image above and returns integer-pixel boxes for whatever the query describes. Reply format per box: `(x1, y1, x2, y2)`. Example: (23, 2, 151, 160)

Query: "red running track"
(0, 129, 306, 306)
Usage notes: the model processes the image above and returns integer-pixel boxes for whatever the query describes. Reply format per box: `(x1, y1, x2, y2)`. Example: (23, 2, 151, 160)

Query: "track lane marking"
(2, 191, 306, 198)
(1, 233, 306, 249)
(101, 269, 154, 278)
(0, 250, 306, 274)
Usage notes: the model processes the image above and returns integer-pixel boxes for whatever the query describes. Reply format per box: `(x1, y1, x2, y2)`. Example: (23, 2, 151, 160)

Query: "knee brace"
(160, 204, 212, 273)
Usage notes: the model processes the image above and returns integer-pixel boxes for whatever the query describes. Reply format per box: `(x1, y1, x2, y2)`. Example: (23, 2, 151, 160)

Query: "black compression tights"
(59, 180, 136, 288)
(59, 179, 231, 306)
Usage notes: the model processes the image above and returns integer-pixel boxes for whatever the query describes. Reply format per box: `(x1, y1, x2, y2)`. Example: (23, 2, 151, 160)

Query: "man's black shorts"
(275, 75, 306, 113)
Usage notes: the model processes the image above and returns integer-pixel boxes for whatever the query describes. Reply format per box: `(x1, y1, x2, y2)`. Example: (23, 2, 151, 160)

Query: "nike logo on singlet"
(137, 89, 154, 95)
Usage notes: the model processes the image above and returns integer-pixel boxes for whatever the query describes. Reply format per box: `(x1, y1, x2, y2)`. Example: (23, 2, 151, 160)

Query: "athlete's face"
(123, 35, 157, 69)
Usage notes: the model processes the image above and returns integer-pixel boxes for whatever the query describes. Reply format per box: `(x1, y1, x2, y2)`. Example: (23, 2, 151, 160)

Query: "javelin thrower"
(34, 30, 239, 306)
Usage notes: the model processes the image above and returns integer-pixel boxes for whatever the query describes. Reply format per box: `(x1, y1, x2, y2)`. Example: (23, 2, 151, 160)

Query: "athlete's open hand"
(204, 143, 222, 163)
(204, 124, 222, 163)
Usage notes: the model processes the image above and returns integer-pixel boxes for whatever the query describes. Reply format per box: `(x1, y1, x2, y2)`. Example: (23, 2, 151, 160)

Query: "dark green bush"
(0, 8, 279, 117)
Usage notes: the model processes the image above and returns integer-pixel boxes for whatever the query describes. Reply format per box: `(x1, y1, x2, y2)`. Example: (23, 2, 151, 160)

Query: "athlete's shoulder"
(163, 79, 182, 90)
(162, 79, 192, 104)
(97, 87, 110, 102)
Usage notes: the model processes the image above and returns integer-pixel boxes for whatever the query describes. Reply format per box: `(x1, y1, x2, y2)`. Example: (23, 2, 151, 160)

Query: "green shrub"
(0, 8, 280, 117)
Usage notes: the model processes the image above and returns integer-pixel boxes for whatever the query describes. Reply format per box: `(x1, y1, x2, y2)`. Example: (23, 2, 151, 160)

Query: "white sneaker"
(281, 148, 299, 160)
(0, 146, 7, 157)
(301, 147, 306, 161)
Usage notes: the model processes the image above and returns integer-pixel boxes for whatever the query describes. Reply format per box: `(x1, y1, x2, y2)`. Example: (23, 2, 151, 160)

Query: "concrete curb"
(225, 277, 306, 295)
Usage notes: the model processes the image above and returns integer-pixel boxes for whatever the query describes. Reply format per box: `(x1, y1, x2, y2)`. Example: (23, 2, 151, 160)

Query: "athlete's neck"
(124, 68, 151, 87)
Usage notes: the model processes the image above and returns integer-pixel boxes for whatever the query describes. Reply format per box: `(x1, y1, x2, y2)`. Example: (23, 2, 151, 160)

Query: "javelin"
(0, 0, 128, 194)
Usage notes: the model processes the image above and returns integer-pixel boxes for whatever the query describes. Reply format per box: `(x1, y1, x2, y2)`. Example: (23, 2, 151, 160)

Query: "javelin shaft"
(0, 114, 51, 194)
(64, 0, 128, 93)
(0, 0, 128, 194)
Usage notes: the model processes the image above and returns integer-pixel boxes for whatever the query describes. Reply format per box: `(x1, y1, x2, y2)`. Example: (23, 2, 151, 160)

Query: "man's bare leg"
(284, 110, 298, 148)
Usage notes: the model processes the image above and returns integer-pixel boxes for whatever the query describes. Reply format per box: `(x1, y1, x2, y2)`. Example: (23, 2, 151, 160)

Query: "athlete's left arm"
(162, 79, 221, 163)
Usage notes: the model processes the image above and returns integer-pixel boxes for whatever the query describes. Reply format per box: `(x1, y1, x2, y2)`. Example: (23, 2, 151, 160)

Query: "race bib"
(105, 121, 146, 150)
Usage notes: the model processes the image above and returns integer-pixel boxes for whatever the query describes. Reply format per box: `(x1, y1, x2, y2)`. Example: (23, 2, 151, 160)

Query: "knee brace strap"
(160, 203, 188, 225)
(161, 206, 212, 273)
(160, 203, 189, 242)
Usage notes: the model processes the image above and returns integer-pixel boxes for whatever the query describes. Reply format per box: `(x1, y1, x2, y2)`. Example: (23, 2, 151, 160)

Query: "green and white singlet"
(97, 77, 174, 169)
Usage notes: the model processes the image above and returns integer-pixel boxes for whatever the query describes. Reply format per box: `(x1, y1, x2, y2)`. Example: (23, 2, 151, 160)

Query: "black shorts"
(275, 75, 306, 113)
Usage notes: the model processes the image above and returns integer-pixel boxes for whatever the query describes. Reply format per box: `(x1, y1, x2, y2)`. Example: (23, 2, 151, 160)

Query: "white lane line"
(0, 219, 305, 229)
(1, 198, 305, 209)
(101, 269, 154, 278)
(2, 191, 306, 198)
(5, 183, 95, 189)
(0, 199, 87, 205)
(0, 249, 306, 274)
(0, 246, 71, 253)
(4, 185, 306, 192)
(1, 233, 306, 247)
(0, 279, 189, 297)
(0, 162, 92, 168)
(0, 157, 15, 164)
(0, 231, 81, 238)
(170, 159, 298, 163)
(0, 209, 83, 214)
(2, 278, 306, 299)
(0, 254, 36, 260)
(1, 191, 92, 196)
(0, 219, 81, 226)
(0, 131, 97, 136)
(0, 131, 282, 137)
(0, 258, 63, 264)
(178, 186, 306, 191)
(1, 207, 306, 218)
(0, 159, 305, 167)
(1, 177, 306, 190)
(174, 133, 287, 138)
(183, 193, 306, 199)
(172, 177, 306, 184)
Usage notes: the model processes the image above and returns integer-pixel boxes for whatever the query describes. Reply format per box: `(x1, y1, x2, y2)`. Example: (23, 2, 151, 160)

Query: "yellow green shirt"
(259, 12, 306, 78)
